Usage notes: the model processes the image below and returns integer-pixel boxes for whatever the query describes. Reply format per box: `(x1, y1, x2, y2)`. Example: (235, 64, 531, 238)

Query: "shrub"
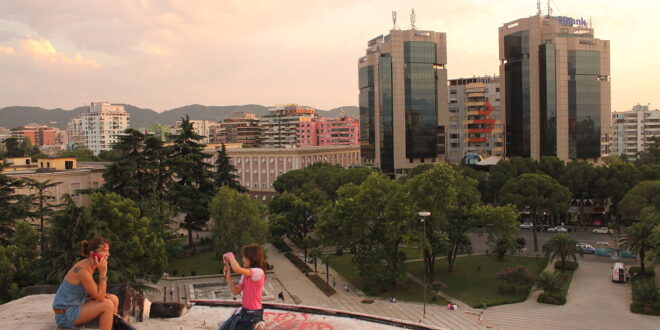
(538, 292, 566, 305)
(495, 239, 508, 260)
(516, 237, 526, 249)
(632, 279, 659, 306)
(629, 267, 655, 279)
(536, 271, 562, 294)
(630, 302, 660, 316)
(271, 238, 292, 253)
(554, 260, 578, 271)
(494, 266, 534, 286)
(335, 248, 344, 256)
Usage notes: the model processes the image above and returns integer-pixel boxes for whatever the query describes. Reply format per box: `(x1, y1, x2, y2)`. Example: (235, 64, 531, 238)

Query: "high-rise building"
(66, 118, 84, 148)
(78, 102, 130, 155)
(611, 104, 660, 160)
(359, 28, 448, 175)
(297, 116, 359, 147)
(499, 13, 610, 162)
(260, 105, 316, 147)
(447, 77, 503, 164)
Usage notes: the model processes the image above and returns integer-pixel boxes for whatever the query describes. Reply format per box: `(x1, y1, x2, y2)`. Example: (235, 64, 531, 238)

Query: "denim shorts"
(219, 308, 263, 330)
(54, 305, 81, 329)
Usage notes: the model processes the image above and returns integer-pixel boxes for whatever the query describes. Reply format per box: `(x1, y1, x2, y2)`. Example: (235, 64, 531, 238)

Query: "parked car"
(565, 225, 576, 232)
(595, 241, 610, 247)
(535, 224, 549, 232)
(576, 243, 595, 254)
(548, 226, 568, 233)
(593, 227, 614, 234)
(519, 223, 534, 230)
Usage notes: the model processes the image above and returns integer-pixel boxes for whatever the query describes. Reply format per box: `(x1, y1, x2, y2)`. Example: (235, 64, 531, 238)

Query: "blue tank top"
(52, 279, 86, 309)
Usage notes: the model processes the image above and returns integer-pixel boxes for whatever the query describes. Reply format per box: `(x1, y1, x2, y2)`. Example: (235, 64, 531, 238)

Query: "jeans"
(219, 308, 263, 330)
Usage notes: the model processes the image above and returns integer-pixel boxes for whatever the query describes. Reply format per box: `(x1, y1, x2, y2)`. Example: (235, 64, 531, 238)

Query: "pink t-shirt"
(238, 268, 265, 310)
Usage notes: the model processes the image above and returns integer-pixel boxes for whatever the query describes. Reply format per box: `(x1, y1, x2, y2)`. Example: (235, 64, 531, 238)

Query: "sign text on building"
(556, 16, 588, 27)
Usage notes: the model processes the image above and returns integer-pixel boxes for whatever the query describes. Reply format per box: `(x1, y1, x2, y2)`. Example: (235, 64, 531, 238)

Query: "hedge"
(554, 260, 578, 271)
(283, 252, 312, 273)
(628, 267, 655, 279)
(630, 302, 660, 316)
(308, 274, 336, 297)
(271, 238, 293, 253)
(538, 292, 566, 305)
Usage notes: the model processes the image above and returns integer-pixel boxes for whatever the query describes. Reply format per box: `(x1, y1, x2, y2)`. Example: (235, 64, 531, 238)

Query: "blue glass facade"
(539, 42, 557, 156)
(404, 41, 438, 159)
(359, 65, 375, 159)
(379, 55, 394, 173)
(504, 31, 531, 157)
(568, 50, 601, 159)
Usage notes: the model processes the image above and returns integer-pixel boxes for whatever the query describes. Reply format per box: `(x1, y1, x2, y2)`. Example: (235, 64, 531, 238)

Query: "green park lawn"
(327, 254, 449, 305)
(168, 250, 221, 276)
(406, 255, 548, 308)
(328, 253, 547, 308)
(399, 246, 422, 260)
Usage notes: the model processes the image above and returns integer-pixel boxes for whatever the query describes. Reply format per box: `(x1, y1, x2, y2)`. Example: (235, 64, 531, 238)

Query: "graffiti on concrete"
(263, 311, 334, 329)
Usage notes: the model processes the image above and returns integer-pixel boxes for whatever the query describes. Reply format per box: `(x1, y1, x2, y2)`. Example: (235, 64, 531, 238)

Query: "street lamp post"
(418, 211, 431, 320)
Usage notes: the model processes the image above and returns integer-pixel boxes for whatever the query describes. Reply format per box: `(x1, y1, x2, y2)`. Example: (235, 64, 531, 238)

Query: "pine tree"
(214, 143, 246, 192)
(169, 116, 215, 248)
(0, 173, 31, 243)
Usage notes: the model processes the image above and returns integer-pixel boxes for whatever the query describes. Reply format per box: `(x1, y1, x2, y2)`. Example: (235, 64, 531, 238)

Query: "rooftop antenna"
(547, 0, 552, 16)
(410, 8, 416, 30)
(589, 17, 592, 28)
(537, 0, 541, 16)
(392, 11, 397, 30)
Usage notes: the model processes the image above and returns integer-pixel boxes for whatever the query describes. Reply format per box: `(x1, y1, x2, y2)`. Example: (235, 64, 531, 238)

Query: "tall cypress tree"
(214, 143, 245, 192)
(169, 116, 214, 248)
(0, 172, 31, 244)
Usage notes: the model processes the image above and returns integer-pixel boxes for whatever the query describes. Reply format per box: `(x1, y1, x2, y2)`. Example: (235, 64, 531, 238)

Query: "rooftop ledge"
(0, 295, 446, 330)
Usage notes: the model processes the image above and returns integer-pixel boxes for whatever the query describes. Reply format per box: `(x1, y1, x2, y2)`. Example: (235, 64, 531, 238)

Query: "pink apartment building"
(297, 116, 359, 147)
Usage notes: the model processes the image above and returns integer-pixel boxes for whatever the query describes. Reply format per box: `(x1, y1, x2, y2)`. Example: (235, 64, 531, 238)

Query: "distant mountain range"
(0, 104, 359, 130)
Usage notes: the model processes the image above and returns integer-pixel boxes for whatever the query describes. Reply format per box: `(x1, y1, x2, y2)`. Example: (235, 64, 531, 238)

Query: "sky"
(0, 0, 658, 112)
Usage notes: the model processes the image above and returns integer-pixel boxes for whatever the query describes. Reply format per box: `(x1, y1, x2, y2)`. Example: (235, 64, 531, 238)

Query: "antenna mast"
(537, 0, 541, 16)
(547, 0, 552, 16)
(392, 11, 397, 30)
(410, 9, 416, 30)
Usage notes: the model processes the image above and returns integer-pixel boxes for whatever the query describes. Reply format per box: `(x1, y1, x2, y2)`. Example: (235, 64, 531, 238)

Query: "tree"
(635, 136, 660, 166)
(57, 148, 101, 162)
(209, 186, 267, 255)
(0, 173, 31, 243)
(169, 116, 215, 248)
(24, 178, 61, 254)
(317, 173, 412, 289)
(485, 157, 539, 203)
(406, 163, 480, 277)
(543, 233, 582, 271)
(619, 180, 660, 220)
(103, 129, 150, 202)
(40, 195, 103, 283)
(499, 173, 571, 252)
(559, 160, 599, 228)
(213, 143, 245, 192)
(621, 210, 658, 274)
(477, 204, 520, 260)
(536, 271, 562, 294)
(3, 137, 24, 157)
(538, 156, 565, 181)
(88, 192, 168, 283)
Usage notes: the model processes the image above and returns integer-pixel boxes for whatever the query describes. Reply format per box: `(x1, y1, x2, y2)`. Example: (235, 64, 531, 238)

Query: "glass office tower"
(499, 14, 610, 162)
(358, 29, 448, 175)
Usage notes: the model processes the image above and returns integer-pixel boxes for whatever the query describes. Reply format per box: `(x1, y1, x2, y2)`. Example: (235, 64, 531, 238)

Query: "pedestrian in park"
(220, 244, 267, 330)
(479, 311, 484, 324)
(332, 277, 336, 288)
(344, 285, 349, 293)
(278, 291, 285, 302)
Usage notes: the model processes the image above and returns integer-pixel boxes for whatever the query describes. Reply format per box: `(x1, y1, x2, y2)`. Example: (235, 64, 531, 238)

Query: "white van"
(612, 262, 629, 283)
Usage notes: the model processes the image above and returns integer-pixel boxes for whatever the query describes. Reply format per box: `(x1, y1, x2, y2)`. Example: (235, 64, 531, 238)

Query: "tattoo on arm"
(73, 266, 80, 273)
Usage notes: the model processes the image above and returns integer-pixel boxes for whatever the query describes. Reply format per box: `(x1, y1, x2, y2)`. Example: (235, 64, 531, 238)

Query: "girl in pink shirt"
(220, 244, 266, 330)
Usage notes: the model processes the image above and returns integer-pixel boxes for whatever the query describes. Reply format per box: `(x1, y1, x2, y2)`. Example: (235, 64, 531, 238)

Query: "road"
(469, 230, 618, 255)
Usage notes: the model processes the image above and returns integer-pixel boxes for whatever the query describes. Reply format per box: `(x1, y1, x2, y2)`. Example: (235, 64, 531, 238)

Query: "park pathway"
(267, 243, 486, 329)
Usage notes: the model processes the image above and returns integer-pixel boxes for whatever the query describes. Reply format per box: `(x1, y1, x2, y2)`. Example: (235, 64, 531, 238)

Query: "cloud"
(20, 39, 100, 67)
(0, 45, 15, 55)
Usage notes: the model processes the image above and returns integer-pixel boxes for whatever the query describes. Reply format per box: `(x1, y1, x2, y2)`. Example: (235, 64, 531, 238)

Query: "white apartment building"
(171, 119, 214, 143)
(74, 102, 130, 155)
(66, 118, 84, 148)
(611, 104, 660, 160)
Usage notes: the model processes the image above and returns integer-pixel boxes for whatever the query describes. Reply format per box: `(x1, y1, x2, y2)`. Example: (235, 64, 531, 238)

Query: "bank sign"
(557, 16, 588, 27)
